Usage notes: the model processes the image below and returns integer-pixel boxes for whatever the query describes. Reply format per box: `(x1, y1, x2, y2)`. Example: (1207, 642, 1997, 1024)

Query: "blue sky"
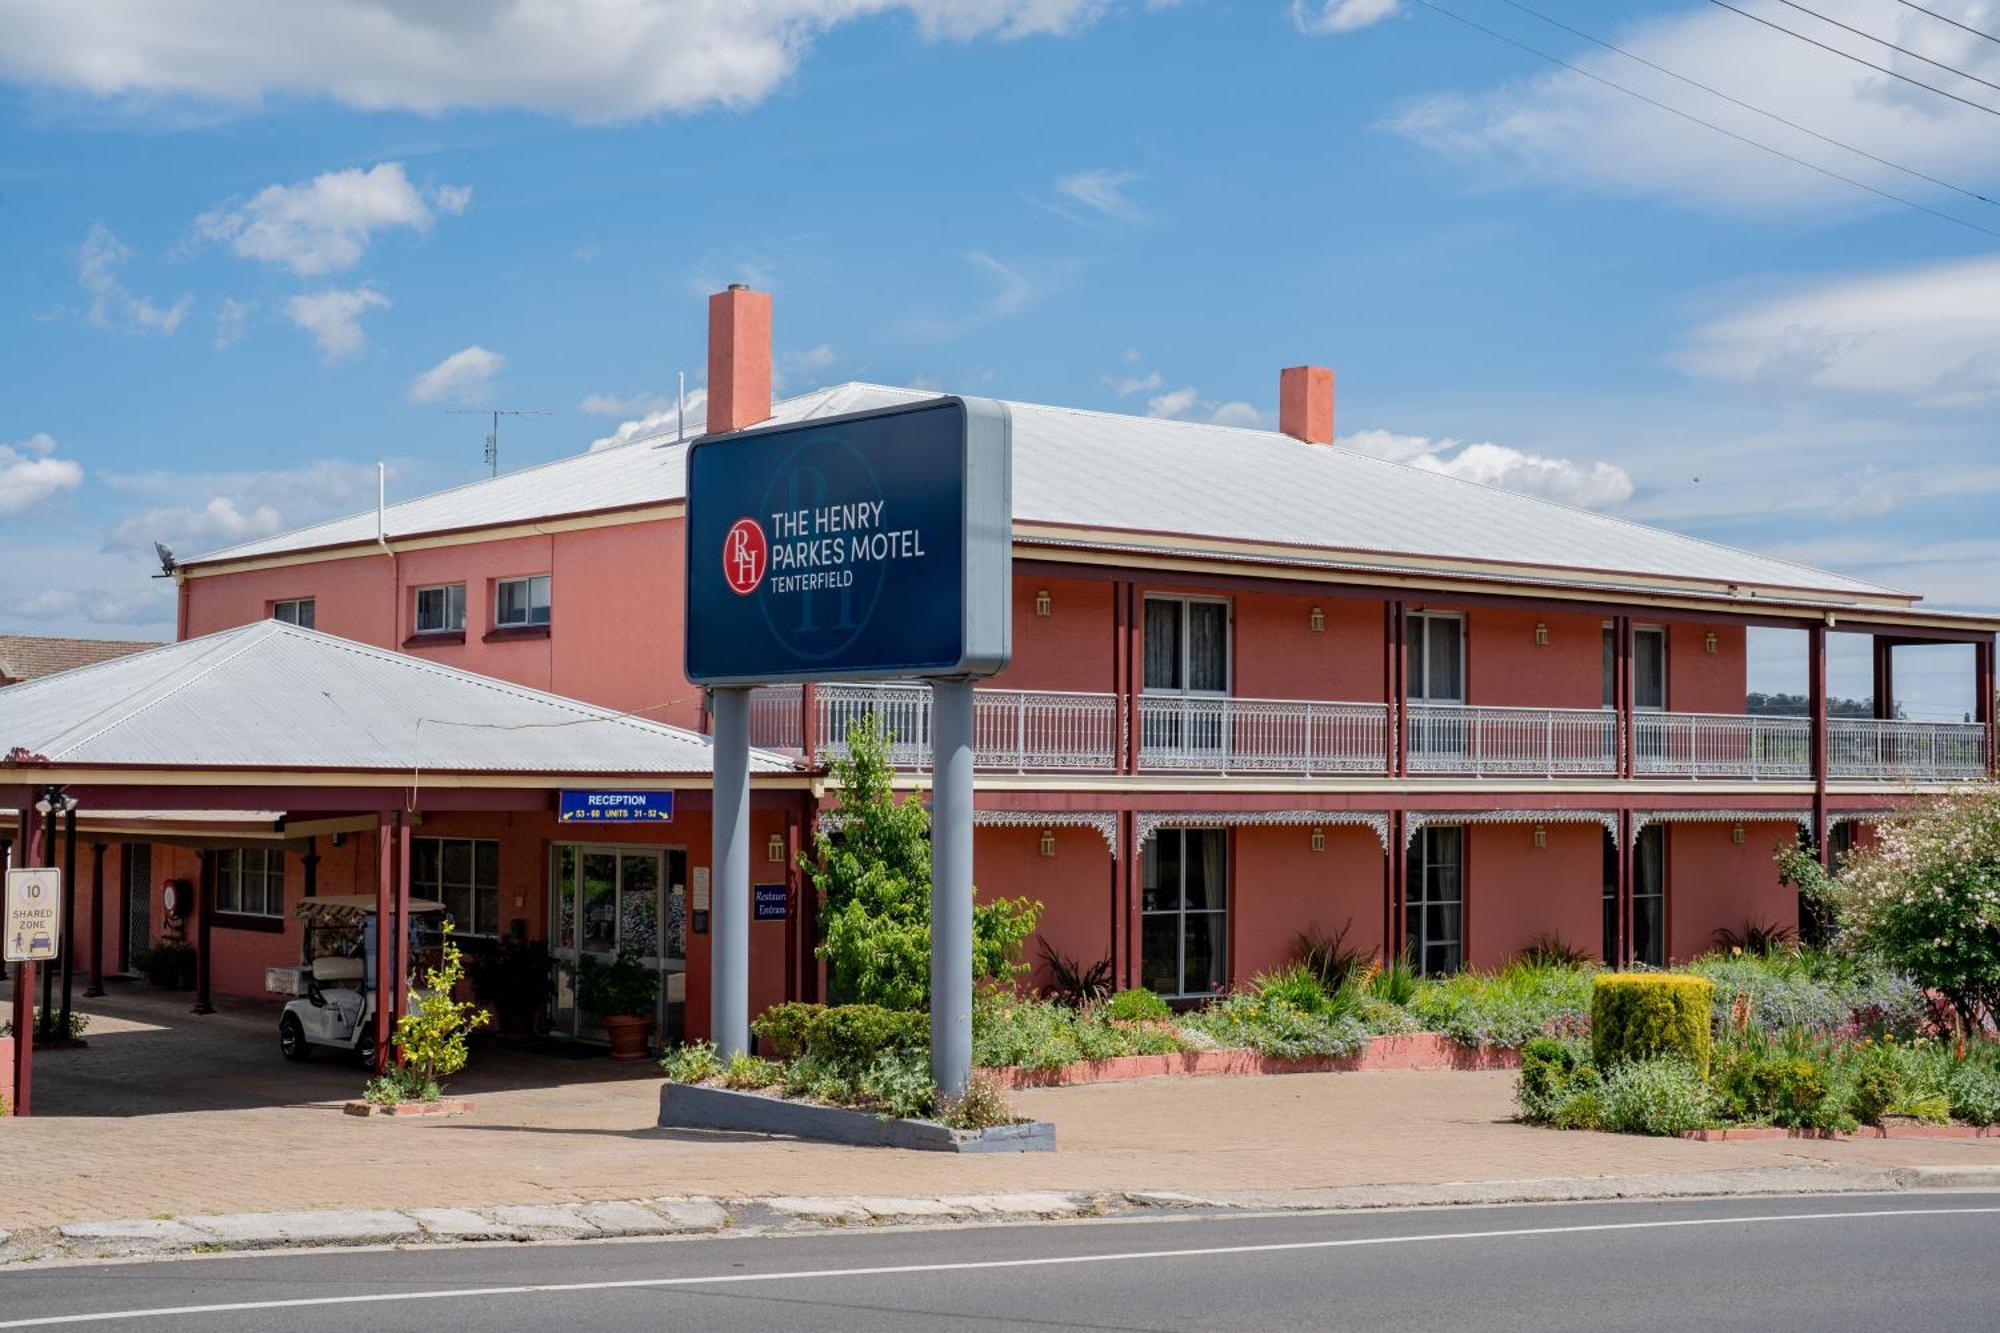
(3, 0, 1996, 714)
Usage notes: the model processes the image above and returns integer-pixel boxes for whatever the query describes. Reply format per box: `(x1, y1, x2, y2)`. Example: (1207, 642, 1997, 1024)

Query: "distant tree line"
(1745, 692, 1887, 719)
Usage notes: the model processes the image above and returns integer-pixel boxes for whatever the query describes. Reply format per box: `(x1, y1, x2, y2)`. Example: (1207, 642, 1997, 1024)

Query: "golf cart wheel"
(279, 1012, 312, 1063)
(356, 1026, 379, 1070)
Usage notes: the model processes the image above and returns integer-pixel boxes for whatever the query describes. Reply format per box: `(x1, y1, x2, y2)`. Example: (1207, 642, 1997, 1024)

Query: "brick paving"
(6, 982, 1999, 1231)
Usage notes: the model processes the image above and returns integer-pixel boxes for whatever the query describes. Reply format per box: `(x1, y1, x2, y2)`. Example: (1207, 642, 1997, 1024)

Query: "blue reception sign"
(684, 397, 1012, 685)
(753, 884, 788, 921)
(558, 790, 675, 824)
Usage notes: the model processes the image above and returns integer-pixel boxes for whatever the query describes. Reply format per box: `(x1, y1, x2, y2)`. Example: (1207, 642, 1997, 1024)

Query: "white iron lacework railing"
(1633, 712, 1811, 779)
(800, 682, 1121, 772)
(1405, 703, 1618, 776)
(746, 682, 804, 755)
(1136, 695, 1388, 774)
(1829, 717, 1986, 782)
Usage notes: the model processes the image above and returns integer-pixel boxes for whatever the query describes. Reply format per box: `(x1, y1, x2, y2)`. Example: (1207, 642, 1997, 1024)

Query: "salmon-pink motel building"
(10, 285, 1997, 1042)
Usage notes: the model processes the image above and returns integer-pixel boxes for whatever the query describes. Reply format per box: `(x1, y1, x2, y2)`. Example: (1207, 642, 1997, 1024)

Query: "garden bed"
(989, 1032, 1518, 1088)
(1680, 1122, 1999, 1142)
(342, 1097, 476, 1119)
(658, 1082, 1054, 1152)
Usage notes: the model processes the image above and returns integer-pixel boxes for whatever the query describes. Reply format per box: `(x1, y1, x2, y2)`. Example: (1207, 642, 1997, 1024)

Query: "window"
(494, 575, 551, 628)
(272, 598, 315, 629)
(1405, 827, 1462, 976)
(215, 848, 285, 918)
(1602, 829, 1619, 965)
(1143, 597, 1229, 693)
(1141, 828, 1227, 998)
(1633, 824, 1665, 967)
(412, 837, 500, 937)
(1601, 624, 1668, 711)
(1407, 612, 1464, 703)
(414, 583, 466, 634)
(1602, 624, 1615, 709)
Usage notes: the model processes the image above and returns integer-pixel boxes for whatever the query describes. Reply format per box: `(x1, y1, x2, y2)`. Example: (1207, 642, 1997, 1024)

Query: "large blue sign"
(684, 397, 1012, 685)
(558, 790, 675, 824)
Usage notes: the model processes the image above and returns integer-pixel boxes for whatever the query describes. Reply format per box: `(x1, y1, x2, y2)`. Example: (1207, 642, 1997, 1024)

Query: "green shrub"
(389, 922, 491, 1093)
(1253, 964, 1349, 1018)
(1293, 922, 1369, 993)
(575, 949, 658, 1020)
(660, 1040, 724, 1083)
(1599, 1058, 1711, 1135)
(1103, 987, 1172, 1024)
(719, 1051, 783, 1090)
(857, 1050, 937, 1119)
(938, 1070, 1015, 1130)
(1368, 958, 1417, 1007)
(1411, 962, 1593, 1049)
(132, 942, 197, 990)
(1515, 934, 1594, 968)
(973, 994, 1084, 1070)
(1517, 1036, 1600, 1124)
(805, 1004, 929, 1073)
(1182, 992, 1369, 1060)
(751, 1002, 824, 1060)
(1847, 1057, 1903, 1126)
(1947, 1063, 2000, 1126)
(1592, 973, 1714, 1076)
(1552, 1087, 1605, 1130)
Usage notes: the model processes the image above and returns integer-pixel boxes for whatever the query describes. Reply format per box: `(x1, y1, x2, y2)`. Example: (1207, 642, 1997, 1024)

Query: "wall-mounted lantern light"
(767, 833, 786, 863)
(1035, 589, 1052, 617)
(1732, 822, 1746, 845)
(1533, 824, 1547, 848)
(1534, 622, 1549, 646)
(1706, 631, 1719, 655)
(1039, 828, 1056, 857)
(1310, 826, 1326, 852)
(1310, 606, 1325, 633)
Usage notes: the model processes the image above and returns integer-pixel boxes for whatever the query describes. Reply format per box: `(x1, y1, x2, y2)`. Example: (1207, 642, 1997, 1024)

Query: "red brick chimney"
(706, 284, 772, 435)
(1279, 365, 1335, 444)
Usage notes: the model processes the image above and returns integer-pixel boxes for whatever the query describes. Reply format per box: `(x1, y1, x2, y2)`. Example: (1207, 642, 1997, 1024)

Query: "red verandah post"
(374, 811, 393, 1074)
(10, 800, 45, 1115)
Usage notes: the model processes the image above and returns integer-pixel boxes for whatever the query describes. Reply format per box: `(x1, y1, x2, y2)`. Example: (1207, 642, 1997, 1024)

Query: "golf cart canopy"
(294, 894, 447, 920)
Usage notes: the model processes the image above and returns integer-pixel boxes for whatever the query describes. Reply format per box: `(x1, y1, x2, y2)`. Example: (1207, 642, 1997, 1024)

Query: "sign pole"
(929, 678, 975, 1097)
(711, 685, 752, 1059)
(10, 802, 41, 1117)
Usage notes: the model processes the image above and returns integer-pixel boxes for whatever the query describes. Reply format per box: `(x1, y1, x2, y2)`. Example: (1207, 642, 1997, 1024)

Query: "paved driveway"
(6, 981, 2000, 1230)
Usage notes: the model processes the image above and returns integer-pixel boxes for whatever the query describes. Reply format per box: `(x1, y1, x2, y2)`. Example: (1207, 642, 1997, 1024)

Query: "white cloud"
(213, 296, 255, 348)
(1146, 385, 1200, 418)
(1139, 381, 1264, 428)
(1208, 400, 1262, 429)
(1679, 256, 2000, 407)
(1291, 0, 1400, 35)
(0, 432, 83, 516)
(1341, 428, 1635, 508)
(1053, 168, 1146, 222)
(1109, 370, 1162, 396)
(0, 579, 175, 630)
(0, 1, 1117, 123)
(76, 223, 190, 335)
(285, 285, 389, 361)
(589, 387, 709, 451)
(408, 344, 504, 404)
(107, 495, 284, 553)
(196, 162, 468, 276)
(1388, 1, 2000, 215)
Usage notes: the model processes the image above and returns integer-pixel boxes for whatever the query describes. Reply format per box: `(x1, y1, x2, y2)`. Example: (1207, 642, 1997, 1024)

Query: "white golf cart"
(271, 894, 444, 1065)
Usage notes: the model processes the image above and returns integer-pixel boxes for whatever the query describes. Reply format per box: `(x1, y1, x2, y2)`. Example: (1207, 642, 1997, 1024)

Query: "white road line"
(5, 1206, 1996, 1329)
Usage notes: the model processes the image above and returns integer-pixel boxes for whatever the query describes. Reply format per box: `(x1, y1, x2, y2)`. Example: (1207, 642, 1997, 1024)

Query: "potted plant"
(465, 936, 552, 1040)
(576, 949, 658, 1060)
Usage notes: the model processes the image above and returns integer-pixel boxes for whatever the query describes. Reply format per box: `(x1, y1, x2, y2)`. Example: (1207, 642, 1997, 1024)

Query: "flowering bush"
(1829, 787, 2000, 1031)
(1686, 951, 1927, 1038)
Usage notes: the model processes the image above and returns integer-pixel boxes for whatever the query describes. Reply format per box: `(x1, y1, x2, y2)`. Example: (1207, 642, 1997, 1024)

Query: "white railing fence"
(1405, 703, 1618, 775)
(1830, 717, 1986, 782)
(1136, 695, 1387, 774)
(1633, 712, 1810, 779)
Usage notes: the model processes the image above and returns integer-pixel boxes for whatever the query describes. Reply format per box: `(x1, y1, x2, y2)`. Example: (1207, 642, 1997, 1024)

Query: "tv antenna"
(449, 407, 551, 477)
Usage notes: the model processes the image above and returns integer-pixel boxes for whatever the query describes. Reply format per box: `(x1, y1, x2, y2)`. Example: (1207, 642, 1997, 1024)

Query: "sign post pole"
(928, 678, 975, 1097)
(711, 685, 752, 1060)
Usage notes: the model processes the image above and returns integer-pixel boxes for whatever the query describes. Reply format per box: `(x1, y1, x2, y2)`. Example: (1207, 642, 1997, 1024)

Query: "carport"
(3, 620, 808, 1116)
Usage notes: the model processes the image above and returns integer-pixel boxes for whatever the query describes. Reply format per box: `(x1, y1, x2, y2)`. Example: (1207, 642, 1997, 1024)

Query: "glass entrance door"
(549, 845, 687, 1041)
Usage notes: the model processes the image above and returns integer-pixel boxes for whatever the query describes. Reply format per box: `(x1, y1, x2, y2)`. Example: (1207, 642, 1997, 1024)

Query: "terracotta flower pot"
(602, 1014, 654, 1061)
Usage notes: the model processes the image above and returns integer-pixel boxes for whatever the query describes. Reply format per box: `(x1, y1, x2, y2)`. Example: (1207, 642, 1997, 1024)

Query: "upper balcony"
(746, 683, 1987, 783)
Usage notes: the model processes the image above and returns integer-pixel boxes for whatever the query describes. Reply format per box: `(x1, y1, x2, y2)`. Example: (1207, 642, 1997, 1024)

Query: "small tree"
(813, 715, 1039, 1010)
(389, 920, 492, 1099)
(1828, 788, 2000, 1032)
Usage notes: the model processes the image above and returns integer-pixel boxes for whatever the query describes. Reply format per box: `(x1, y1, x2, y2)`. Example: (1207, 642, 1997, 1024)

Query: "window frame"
(413, 582, 468, 635)
(271, 598, 315, 629)
(1405, 826, 1463, 977)
(214, 847, 286, 922)
(1141, 594, 1232, 697)
(492, 574, 552, 630)
(1632, 824, 1666, 967)
(1632, 625, 1668, 713)
(1140, 827, 1229, 999)
(411, 835, 501, 939)
(1407, 611, 1466, 705)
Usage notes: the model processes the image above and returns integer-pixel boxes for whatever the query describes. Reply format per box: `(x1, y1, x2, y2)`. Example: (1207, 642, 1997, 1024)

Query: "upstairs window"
(271, 598, 315, 629)
(216, 848, 285, 918)
(1144, 596, 1229, 694)
(1408, 611, 1464, 704)
(414, 583, 466, 635)
(1601, 624, 1669, 710)
(494, 575, 551, 628)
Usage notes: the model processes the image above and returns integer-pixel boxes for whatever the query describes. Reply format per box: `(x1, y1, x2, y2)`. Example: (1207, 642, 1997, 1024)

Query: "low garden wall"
(987, 1031, 1519, 1089)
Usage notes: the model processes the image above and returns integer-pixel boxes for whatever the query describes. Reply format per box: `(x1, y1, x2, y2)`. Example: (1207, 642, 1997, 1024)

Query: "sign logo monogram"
(722, 517, 768, 595)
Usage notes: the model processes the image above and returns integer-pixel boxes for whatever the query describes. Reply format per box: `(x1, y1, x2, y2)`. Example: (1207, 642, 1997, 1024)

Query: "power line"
(1703, 0, 2000, 118)
(1893, 0, 2000, 50)
(1766, 0, 2000, 93)
(1408, 0, 2000, 240)
(1495, 0, 2000, 209)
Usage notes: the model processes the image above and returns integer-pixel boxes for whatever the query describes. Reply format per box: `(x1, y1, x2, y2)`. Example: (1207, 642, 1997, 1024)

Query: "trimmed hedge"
(1591, 973, 1714, 1077)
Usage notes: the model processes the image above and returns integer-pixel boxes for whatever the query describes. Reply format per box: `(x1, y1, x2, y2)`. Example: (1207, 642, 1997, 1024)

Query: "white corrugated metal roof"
(185, 382, 1900, 601)
(0, 620, 792, 775)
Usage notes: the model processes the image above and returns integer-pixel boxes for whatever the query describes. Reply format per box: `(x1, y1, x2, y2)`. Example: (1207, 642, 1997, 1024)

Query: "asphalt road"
(4, 1193, 1997, 1332)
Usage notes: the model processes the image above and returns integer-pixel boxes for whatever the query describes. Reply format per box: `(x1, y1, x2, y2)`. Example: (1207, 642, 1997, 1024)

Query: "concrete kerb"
(9, 1166, 2000, 1268)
